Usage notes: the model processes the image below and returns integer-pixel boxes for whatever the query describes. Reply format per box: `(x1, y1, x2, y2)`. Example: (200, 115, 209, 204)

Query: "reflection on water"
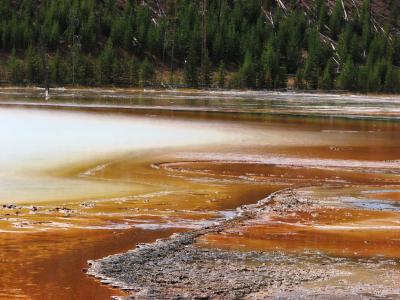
(0, 90, 400, 299)
(1, 87, 400, 119)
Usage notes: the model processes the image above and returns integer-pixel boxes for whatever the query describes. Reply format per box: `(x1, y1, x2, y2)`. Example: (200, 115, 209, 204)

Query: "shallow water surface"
(0, 91, 400, 299)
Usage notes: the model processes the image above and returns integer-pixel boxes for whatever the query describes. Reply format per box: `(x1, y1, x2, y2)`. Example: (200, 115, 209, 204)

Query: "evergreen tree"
(338, 57, 357, 90)
(261, 40, 280, 88)
(184, 44, 199, 88)
(129, 56, 140, 87)
(139, 57, 155, 87)
(384, 63, 398, 93)
(316, 0, 328, 33)
(69, 43, 87, 85)
(8, 49, 23, 84)
(361, 0, 371, 53)
(48, 21, 60, 50)
(304, 28, 326, 89)
(330, 1, 343, 39)
(357, 65, 369, 92)
(147, 24, 163, 56)
(50, 50, 62, 85)
(25, 46, 42, 84)
(112, 57, 124, 85)
(319, 59, 335, 90)
(82, 54, 96, 86)
(303, 54, 318, 89)
(296, 68, 305, 89)
(238, 52, 256, 88)
(81, 11, 96, 51)
(368, 66, 381, 92)
(99, 39, 115, 84)
(277, 65, 288, 89)
(201, 49, 212, 86)
(215, 60, 226, 88)
(0, 0, 399, 93)
(373, 59, 389, 90)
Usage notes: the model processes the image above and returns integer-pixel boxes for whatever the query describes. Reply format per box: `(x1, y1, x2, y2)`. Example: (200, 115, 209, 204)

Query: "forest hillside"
(1, 0, 400, 92)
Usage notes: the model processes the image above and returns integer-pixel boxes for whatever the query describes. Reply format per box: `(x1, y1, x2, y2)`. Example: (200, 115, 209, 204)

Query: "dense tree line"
(1, 0, 400, 93)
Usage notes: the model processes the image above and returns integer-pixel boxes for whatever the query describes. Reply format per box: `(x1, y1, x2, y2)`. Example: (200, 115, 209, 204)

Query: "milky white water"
(0, 108, 233, 203)
(0, 91, 400, 299)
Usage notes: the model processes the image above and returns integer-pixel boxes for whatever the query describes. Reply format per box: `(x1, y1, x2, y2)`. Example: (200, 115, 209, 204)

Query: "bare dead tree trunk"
(38, 7, 50, 100)
(201, 0, 208, 86)
(341, 0, 348, 21)
(169, 0, 177, 84)
(40, 41, 50, 100)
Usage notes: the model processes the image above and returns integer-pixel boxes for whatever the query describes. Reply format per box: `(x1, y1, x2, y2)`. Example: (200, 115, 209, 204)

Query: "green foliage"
(139, 57, 155, 87)
(0, 0, 398, 93)
(303, 28, 323, 89)
(201, 49, 212, 86)
(215, 61, 226, 88)
(69, 43, 94, 85)
(261, 40, 280, 88)
(357, 65, 369, 92)
(99, 39, 115, 84)
(295, 68, 305, 89)
(129, 56, 140, 86)
(8, 49, 23, 84)
(383, 64, 399, 93)
(361, 0, 371, 51)
(25, 47, 43, 84)
(184, 43, 199, 88)
(338, 57, 357, 90)
(316, 0, 328, 33)
(237, 52, 256, 88)
(329, 1, 344, 39)
(50, 51, 66, 85)
(319, 59, 335, 90)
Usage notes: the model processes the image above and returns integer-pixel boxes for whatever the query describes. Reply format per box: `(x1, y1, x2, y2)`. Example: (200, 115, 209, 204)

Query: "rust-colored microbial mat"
(0, 92, 400, 299)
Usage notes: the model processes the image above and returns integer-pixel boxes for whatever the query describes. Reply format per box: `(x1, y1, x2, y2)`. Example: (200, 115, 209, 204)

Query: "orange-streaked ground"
(0, 102, 400, 299)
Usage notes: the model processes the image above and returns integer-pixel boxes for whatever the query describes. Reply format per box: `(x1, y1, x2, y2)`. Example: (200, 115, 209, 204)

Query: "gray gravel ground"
(87, 188, 400, 299)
